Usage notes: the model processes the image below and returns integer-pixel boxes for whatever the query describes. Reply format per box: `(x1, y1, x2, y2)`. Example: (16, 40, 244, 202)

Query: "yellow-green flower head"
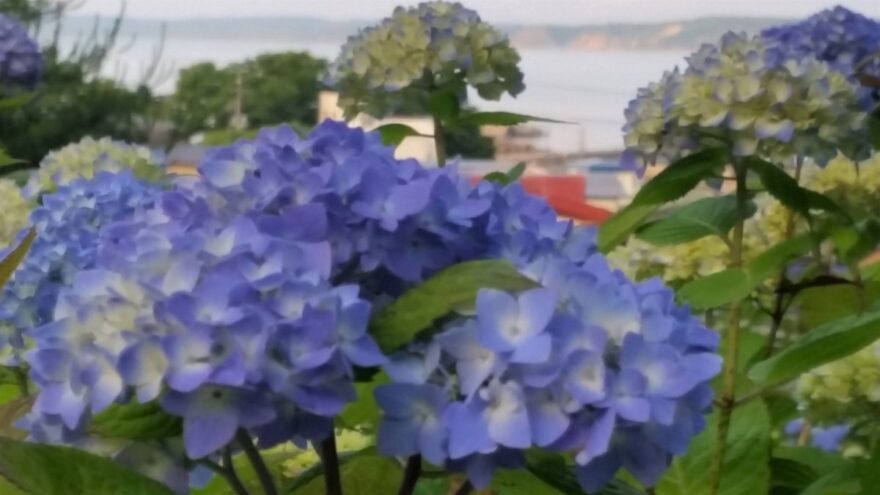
(326, 1, 524, 118)
(0, 179, 32, 247)
(26, 136, 164, 196)
(622, 32, 868, 171)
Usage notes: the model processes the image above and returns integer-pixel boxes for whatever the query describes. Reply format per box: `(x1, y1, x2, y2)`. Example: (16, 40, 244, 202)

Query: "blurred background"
(3, 0, 880, 215)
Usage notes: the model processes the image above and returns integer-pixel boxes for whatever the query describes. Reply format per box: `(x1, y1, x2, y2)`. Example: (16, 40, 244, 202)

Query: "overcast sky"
(76, 0, 880, 25)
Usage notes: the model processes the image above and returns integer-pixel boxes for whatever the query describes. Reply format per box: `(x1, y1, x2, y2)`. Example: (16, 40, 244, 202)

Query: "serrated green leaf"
(748, 304, 880, 385)
(0, 436, 176, 495)
(746, 157, 849, 223)
(655, 401, 770, 495)
(0, 229, 34, 287)
(637, 195, 754, 246)
(677, 268, 751, 310)
(89, 401, 181, 441)
(369, 260, 539, 352)
(289, 454, 402, 495)
(631, 148, 728, 207)
(457, 111, 570, 126)
(677, 235, 814, 310)
(374, 123, 429, 147)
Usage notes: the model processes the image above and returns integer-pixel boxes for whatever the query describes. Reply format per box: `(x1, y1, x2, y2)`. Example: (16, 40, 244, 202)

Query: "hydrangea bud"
(0, 14, 41, 90)
(326, 1, 524, 118)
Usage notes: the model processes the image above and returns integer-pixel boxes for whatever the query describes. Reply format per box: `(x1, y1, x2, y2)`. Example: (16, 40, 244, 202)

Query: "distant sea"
(59, 33, 686, 153)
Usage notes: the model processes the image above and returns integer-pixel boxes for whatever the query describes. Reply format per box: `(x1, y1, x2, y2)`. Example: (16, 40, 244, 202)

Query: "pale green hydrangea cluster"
(622, 32, 868, 171)
(0, 179, 32, 247)
(25, 136, 163, 195)
(326, 1, 524, 118)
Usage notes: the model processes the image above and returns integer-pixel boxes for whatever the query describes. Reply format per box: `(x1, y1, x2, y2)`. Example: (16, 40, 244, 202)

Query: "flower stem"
(236, 429, 278, 495)
(433, 116, 447, 167)
(397, 455, 422, 495)
(319, 434, 343, 495)
(708, 159, 749, 495)
(764, 156, 804, 357)
(199, 451, 250, 495)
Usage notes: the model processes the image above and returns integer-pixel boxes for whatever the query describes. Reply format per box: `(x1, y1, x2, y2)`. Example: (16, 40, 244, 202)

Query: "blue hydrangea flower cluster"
(377, 247, 721, 489)
(762, 7, 880, 92)
(0, 172, 160, 366)
(326, 1, 524, 118)
(621, 31, 868, 172)
(21, 122, 719, 492)
(0, 13, 42, 90)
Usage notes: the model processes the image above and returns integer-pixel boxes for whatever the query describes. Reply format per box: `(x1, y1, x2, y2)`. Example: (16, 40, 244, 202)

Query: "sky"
(76, 0, 880, 25)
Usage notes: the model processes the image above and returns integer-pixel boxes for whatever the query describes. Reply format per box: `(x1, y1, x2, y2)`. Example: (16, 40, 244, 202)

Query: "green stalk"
(708, 159, 748, 495)
(433, 115, 447, 167)
(318, 434, 343, 495)
(237, 429, 278, 495)
(397, 455, 422, 495)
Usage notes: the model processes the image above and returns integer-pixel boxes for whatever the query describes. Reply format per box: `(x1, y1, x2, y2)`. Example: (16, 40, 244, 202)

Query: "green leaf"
(483, 162, 526, 185)
(800, 464, 860, 495)
(89, 401, 181, 441)
(457, 111, 570, 126)
(796, 283, 880, 329)
(597, 203, 659, 253)
(677, 235, 814, 310)
(748, 304, 880, 385)
(0, 229, 34, 287)
(770, 457, 819, 491)
(631, 148, 728, 207)
(374, 123, 429, 147)
(369, 260, 539, 352)
(677, 268, 751, 310)
(525, 451, 586, 494)
(0, 148, 25, 169)
(0, 396, 33, 440)
(746, 157, 848, 222)
(289, 454, 402, 495)
(0, 436, 176, 495)
(193, 446, 294, 495)
(491, 469, 565, 495)
(655, 400, 770, 495)
(428, 89, 461, 124)
(636, 195, 755, 246)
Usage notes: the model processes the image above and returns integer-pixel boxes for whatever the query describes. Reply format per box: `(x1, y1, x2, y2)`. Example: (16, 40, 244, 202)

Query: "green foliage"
(369, 259, 538, 352)
(374, 123, 428, 146)
(0, 229, 34, 286)
(456, 110, 569, 126)
(749, 304, 880, 385)
(289, 454, 402, 495)
(655, 401, 770, 495)
(88, 401, 181, 441)
(338, 373, 389, 430)
(637, 195, 756, 246)
(0, 437, 175, 495)
(483, 162, 526, 185)
(168, 62, 236, 137)
(0, 396, 32, 439)
(746, 157, 849, 223)
(491, 469, 566, 494)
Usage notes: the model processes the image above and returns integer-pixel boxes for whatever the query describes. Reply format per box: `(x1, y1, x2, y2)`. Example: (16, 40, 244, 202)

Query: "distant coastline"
(59, 15, 791, 51)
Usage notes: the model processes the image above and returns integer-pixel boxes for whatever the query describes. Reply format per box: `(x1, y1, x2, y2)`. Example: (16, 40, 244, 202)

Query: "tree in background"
(0, 0, 164, 165)
(166, 62, 234, 137)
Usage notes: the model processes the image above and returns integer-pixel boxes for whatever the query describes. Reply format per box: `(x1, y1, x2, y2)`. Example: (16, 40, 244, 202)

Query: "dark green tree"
(167, 62, 235, 137)
(240, 52, 327, 128)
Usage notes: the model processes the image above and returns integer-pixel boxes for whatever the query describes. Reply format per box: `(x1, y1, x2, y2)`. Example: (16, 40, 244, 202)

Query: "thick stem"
(708, 160, 749, 495)
(319, 435, 343, 495)
(397, 455, 422, 495)
(236, 429, 278, 495)
(433, 115, 447, 167)
(453, 480, 473, 495)
(764, 157, 804, 356)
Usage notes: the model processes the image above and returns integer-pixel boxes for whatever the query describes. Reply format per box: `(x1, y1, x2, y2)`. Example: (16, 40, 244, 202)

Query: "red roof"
(471, 174, 612, 224)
